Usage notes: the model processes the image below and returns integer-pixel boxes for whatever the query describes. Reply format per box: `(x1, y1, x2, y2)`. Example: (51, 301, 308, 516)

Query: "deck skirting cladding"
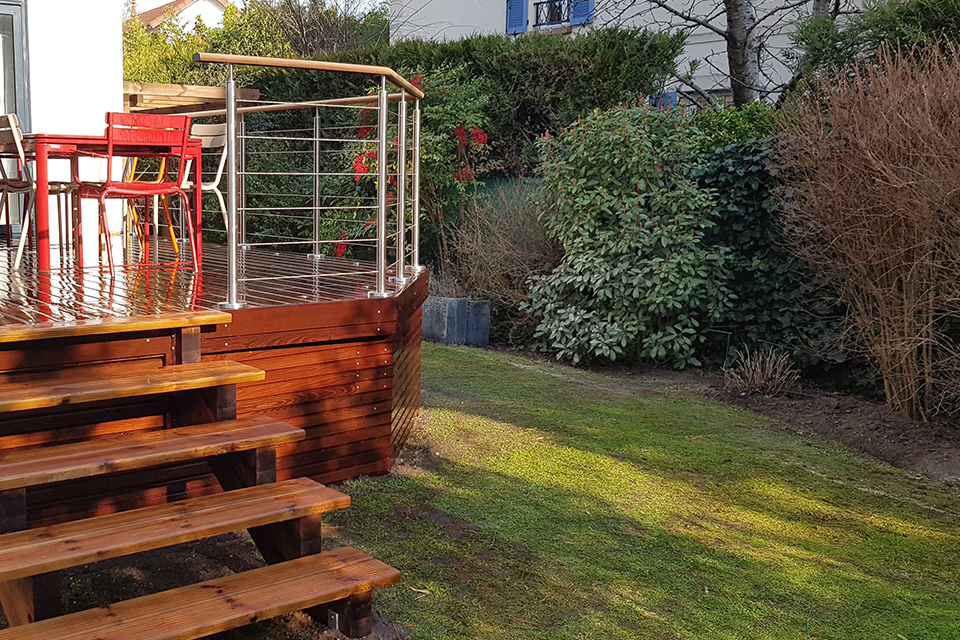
(201, 270, 428, 485)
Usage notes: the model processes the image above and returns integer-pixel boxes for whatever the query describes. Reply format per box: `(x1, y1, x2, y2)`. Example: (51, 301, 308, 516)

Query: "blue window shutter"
(649, 92, 678, 111)
(570, 0, 594, 25)
(506, 0, 527, 35)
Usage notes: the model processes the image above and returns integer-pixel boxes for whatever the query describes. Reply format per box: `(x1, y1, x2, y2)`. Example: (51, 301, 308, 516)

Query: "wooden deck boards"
(0, 241, 402, 328)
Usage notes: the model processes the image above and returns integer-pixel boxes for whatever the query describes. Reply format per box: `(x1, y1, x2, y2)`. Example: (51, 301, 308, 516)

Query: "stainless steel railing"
(192, 53, 423, 308)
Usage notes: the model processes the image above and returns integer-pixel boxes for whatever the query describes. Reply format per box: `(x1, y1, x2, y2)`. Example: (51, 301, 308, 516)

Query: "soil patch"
(632, 367, 960, 488)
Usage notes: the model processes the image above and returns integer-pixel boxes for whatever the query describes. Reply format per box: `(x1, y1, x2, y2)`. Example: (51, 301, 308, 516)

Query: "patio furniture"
(76, 112, 198, 274)
(0, 114, 34, 270)
(181, 122, 229, 229)
(0, 114, 81, 271)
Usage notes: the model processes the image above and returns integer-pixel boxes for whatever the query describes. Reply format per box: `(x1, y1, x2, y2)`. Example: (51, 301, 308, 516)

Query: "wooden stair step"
(0, 477, 349, 581)
(0, 547, 401, 640)
(0, 360, 264, 414)
(0, 416, 303, 491)
(0, 310, 232, 344)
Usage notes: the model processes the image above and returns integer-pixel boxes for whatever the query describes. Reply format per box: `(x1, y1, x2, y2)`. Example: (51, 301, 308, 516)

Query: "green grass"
(322, 344, 960, 640)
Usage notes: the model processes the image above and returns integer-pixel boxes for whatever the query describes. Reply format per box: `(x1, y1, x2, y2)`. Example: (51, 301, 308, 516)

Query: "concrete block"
(421, 297, 490, 347)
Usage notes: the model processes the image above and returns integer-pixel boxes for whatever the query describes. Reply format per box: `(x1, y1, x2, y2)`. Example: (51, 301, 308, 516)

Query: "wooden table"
(17, 133, 203, 272)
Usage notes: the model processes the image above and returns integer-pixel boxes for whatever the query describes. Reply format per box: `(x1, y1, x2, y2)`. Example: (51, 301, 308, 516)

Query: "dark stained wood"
(391, 271, 426, 457)
(0, 488, 25, 533)
(249, 513, 324, 565)
(0, 260, 426, 524)
(321, 590, 374, 638)
(0, 547, 400, 640)
(208, 447, 277, 490)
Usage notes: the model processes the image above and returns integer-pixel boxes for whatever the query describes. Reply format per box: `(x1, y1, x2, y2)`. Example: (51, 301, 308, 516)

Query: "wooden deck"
(0, 241, 403, 329)
(0, 241, 426, 527)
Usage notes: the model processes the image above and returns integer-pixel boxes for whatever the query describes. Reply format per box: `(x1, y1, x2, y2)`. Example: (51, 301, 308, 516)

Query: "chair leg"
(160, 194, 180, 256)
(75, 195, 84, 270)
(13, 193, 32, 271)
(213, 187, 228, 230)
(98, 197, 114, 275)
(0, 191, 10, 248)
(179, 191, 199, 271)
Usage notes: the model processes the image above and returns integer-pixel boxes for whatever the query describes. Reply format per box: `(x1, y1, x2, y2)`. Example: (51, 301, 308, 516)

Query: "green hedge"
(257, 28, 685, 175)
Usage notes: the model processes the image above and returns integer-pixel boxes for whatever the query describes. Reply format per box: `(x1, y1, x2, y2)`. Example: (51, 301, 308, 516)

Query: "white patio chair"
(0, 113, 36, 270)
(181, 123, 228, 230)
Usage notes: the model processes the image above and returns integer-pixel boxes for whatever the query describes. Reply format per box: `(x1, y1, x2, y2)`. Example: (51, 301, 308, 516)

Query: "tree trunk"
(812, 0, 832, 15)
(724, 0, 760, 106)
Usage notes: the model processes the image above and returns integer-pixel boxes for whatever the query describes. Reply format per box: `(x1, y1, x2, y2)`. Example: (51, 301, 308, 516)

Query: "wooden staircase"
(0, 311, 400, 639)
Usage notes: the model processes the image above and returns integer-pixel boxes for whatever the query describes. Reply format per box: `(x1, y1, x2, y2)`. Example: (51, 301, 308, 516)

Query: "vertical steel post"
(222, 64, 242, 309)
(239, 114, 246, 245)
(411, 100, 422, 271)
(312, 107, 322, 256)
(373, 77, 389, 297)
(394, 91, 408, 284)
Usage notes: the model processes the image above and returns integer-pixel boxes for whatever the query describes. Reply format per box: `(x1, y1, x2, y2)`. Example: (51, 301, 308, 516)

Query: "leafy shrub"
(526, 105, 731, 367)
(331, 28, 686, 171)
(793, 0, 960, 73)
(691, 102, 776, 151)
(694, 140, 846, 370)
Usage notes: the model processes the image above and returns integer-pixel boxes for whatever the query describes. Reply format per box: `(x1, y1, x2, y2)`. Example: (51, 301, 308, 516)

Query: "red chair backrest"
(104, 112, 192, 186)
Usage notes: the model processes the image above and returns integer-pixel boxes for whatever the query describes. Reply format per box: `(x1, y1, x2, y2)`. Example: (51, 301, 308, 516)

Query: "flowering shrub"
(526, 105, 732, 367)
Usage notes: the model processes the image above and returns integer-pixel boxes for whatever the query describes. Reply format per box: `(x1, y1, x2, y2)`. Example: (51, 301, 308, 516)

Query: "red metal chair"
(78, 112, 196, 274)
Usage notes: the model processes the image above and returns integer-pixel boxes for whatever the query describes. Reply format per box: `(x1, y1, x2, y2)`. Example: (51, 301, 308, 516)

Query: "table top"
(0, 133, 201, 159)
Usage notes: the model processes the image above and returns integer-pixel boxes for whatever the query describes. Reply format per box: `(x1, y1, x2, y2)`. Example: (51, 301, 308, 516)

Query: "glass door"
(0, 1, 27, 237)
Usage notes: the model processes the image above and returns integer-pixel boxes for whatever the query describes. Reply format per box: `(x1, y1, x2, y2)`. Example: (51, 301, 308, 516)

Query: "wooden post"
(317, 590, 374, 638)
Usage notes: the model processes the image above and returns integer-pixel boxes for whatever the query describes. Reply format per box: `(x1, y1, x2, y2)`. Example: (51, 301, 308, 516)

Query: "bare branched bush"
(450, 183, 562, 342)
(777, 45, 960, 420)
(427, 266, 467, 299)
(724, 348, 800, 396)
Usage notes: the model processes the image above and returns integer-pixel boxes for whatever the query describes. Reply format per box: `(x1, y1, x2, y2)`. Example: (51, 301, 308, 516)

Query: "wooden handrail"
(193, 52, 425, 100)
(177, 93, 405, 119)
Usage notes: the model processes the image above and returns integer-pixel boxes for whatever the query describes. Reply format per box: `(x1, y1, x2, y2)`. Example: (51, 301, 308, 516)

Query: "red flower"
(471, 126, 487, 146)
(353, 155, 370, 181)
(363, 217, 375, 231)
(453, 168, 476, 184)
(364, 150, 377, 159)
(655, 165, 662, 172)
(335, 231, 348, 258)
(412, 75, 423, 90)
(454, 125, 468, 146)
(357, 125, 372, 138)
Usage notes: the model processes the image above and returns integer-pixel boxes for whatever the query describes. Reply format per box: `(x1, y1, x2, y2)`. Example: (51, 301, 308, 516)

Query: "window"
(532, 1, 594, 28)
(535, 1, 568, 26)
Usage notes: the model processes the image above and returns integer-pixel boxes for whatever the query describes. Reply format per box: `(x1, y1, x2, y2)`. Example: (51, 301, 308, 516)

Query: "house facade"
(135, 0, 231, 32)
(2, 0, 123, 134)
(390, 0, 843, 102)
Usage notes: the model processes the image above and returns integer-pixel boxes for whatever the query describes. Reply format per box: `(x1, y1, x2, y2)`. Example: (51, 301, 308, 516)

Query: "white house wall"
(173, 0, 228, 29)
(136, 0, 227, 27)
(390, 0, 853, 97)
(26, 0, 124, 263)
(391, 0, 504, 41)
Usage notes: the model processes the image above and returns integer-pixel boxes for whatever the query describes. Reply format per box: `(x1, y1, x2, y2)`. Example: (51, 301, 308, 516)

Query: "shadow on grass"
(328, 449, 960, 640)
(328, 345, 960, 638)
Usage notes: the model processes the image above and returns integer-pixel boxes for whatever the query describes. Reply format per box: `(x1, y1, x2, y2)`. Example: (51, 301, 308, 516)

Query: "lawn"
(323, 344, 960, 640)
